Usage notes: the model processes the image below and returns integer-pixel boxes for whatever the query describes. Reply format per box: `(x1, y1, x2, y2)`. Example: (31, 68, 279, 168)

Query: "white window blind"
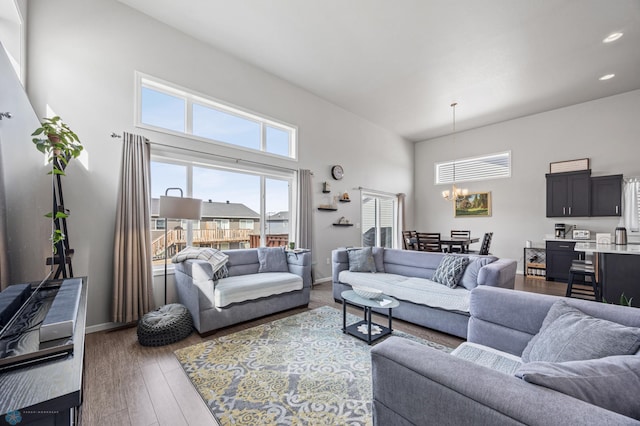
(436, 151, 511, 184)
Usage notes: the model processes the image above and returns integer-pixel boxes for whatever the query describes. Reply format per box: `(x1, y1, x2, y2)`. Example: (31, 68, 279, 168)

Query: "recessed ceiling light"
(603, 32, 623, 43)
(599, 74, 615, 81)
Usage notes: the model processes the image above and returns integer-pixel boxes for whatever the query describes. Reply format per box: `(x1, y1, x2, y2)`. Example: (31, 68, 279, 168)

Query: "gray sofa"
(332, 248, 517, 338)
(371, 286, 640, 425)
(174, 248, 312, 334)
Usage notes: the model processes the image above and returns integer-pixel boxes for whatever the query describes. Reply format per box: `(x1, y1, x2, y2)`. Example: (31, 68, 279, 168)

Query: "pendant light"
(442, 102, 468, 201)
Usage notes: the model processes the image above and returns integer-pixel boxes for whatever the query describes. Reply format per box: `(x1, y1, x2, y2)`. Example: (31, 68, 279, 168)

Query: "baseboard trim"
(85, 322, 127, 334)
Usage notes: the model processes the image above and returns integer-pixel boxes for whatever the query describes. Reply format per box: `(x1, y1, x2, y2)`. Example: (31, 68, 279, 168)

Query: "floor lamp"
(158, 188, 202, 305)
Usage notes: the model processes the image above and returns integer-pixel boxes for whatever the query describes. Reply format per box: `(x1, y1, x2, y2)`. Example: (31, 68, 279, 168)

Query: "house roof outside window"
(151, 198, 259, 219)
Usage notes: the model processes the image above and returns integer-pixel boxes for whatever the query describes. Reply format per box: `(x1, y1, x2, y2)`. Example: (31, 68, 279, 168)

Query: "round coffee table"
(341, 290, 400, 345)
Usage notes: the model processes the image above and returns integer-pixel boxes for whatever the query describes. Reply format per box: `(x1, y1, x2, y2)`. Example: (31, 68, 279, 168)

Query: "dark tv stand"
(0, 277, 87, 425)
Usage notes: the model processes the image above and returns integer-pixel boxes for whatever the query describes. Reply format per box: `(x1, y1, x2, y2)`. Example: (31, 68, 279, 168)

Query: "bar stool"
(566, 260, 600, 301)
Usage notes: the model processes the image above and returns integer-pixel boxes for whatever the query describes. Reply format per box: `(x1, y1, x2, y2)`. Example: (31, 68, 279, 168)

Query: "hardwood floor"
(80, 275, 566, 426)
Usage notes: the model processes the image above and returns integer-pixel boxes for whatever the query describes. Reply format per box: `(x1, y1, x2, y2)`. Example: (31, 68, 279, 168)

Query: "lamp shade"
(159, 196, 202, 220)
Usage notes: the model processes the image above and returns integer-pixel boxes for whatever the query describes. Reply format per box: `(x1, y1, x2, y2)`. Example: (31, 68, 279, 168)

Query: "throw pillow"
(521, 300, 640, 363)
(515, 355, 640, 420)
(371, 247, 385, 273)
(257, 247, 289, 273)
(459, 256, 496, 290)
(347, 247, 377, 273)
(432, 255, 470, 288)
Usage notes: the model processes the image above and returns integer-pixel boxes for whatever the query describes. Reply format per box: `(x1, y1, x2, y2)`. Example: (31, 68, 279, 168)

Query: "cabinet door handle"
(563, 207, 566, 215)
(568, 206, 572, 215)
(616, 205, 619, 214)
(559, 245, 570, 248)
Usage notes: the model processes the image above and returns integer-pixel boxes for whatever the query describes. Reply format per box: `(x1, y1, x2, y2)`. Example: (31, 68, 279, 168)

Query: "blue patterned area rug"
(175, 306, 452, 425)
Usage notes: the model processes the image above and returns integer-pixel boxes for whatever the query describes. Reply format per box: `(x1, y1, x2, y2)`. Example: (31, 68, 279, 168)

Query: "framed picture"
(454, 192, 491, 217)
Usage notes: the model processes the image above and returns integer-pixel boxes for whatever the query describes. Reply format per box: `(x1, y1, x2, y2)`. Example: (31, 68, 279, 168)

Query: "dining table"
(440, 236, 479, 253)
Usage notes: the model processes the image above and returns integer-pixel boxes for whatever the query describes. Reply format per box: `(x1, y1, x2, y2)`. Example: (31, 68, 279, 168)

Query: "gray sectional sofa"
(332, 248, 517, 338)
(372, 286, 640, 425)
(174, 248, 312, 334)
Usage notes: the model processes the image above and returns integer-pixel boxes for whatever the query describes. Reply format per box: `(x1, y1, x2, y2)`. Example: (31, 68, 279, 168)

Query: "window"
(361, 191, 397, 249)
(213, 219, 230, 230)
(136, 73, 297, 159)
(436, 151, 511, 184)
(239, 219, 254, 230)
(150, 156, 294, 267)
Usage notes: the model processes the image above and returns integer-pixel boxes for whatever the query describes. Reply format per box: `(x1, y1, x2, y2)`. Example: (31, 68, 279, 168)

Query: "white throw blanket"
(338, 271, 471, 312)
(172, 246, 229, 281)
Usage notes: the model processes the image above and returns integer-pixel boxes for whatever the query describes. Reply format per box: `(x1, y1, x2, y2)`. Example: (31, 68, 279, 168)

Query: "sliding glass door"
(361, 192, 396, 248)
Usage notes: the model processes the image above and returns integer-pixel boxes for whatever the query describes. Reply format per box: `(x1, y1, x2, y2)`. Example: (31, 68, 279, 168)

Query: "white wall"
(0, 43, 49, 286)
(23, 0, 413, 328)
(415, 90, 640, 272)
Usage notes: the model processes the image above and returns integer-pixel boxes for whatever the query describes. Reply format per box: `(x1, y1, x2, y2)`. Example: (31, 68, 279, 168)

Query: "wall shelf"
(318, 207, 337, 211)
(333, 223, 354, 227)
(339, 199, 351, 202)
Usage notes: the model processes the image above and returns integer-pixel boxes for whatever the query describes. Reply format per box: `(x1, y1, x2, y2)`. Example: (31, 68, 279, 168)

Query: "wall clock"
(331, 165, 344, 180)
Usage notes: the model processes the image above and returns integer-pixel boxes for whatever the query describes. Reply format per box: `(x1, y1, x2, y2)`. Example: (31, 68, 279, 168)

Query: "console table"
(0, 277, 87, 425)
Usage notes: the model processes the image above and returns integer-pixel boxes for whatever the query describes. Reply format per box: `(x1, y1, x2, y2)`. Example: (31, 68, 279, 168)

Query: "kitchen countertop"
(574, 242, 640, 255)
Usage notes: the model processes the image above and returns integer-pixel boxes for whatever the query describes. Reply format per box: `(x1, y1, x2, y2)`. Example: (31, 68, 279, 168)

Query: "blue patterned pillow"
(432, 255, 470, 288)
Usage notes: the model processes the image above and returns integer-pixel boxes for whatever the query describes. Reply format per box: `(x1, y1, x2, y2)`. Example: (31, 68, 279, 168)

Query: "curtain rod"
(110, 131, 299, 173)
(356, 186, 398, 197)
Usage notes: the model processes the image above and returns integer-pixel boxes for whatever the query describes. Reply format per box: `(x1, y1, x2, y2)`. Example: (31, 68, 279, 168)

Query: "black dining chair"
(416, 232, 442, 252)
(402, 230, 417, 250)
(448, 230, 471, 253)
(479, 232, 493, 255)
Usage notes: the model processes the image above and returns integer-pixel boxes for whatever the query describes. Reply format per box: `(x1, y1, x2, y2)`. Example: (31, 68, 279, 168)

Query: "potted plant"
(31, 116, 83, 250)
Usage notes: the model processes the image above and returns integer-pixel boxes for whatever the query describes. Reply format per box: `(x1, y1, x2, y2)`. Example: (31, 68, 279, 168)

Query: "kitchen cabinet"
(545, 240, 580, 282)
(546, 171, 591, 217)
(600, 253, 639, 307)
(590, 174, 622, 217)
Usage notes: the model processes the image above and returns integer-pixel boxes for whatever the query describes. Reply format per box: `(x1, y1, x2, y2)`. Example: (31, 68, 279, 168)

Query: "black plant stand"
(46, 155, 74, 279)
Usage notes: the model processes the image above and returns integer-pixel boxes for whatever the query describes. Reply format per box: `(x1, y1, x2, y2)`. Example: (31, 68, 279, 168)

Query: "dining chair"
(402, 230, 417, 250)
(448, 230, 471, 252)
(451, 230, 471, 238)
(479, 232, 493, 255)
(416, 232, 442, 252)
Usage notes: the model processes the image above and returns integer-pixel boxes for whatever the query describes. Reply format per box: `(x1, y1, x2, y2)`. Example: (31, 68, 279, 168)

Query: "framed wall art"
(454, 192, 491, 218)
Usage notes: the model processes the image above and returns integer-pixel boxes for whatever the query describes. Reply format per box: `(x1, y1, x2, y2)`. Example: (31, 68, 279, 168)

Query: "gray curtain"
(0, 145, 10, 290)
(296, 169, 313, 251)
(112, 132, 153, 323)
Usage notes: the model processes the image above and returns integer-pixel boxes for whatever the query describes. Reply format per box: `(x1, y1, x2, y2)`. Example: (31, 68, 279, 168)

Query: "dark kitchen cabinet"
(600, 253, 639, 307)
(591, 174, 622, 217)
(546, 171, 591, 217)
(545, 240, 579, 282)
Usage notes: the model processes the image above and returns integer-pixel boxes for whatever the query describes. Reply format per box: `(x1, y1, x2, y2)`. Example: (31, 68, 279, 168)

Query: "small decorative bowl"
(352, 285, 383, 300)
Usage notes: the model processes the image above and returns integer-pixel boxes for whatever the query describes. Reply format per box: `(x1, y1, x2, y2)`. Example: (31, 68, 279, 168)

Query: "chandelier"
(442, 102, 468, 201)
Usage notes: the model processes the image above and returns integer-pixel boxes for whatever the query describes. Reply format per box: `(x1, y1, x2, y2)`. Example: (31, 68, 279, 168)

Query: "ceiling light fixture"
(599, 74, 615, 81)
(442, 102, 468, 202)
(603, 32, 623, 43)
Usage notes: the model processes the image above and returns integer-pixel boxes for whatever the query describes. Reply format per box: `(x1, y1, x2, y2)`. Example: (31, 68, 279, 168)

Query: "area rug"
(175, 306, 452, 425)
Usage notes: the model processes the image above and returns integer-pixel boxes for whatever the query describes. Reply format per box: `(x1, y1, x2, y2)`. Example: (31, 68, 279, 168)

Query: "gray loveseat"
(371, 286, 640, 425)
(332, 248, 517, 338)
(174, 248, 312, 334)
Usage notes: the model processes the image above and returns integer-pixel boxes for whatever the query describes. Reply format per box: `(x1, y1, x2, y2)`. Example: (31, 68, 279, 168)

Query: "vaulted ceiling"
(119, 0, 640, 141)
